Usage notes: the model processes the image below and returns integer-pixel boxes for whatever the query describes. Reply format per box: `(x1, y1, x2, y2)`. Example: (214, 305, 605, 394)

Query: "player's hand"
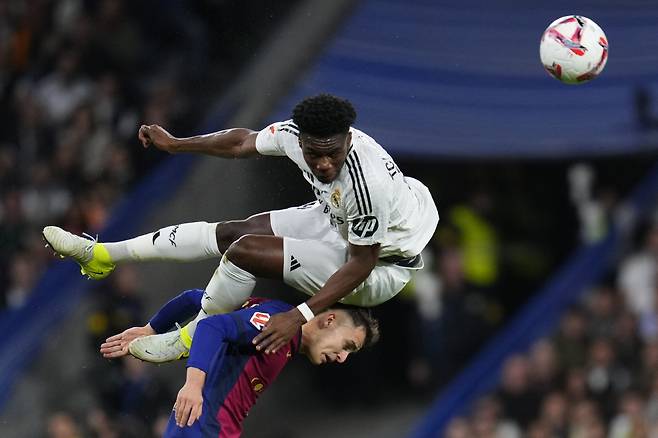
(138, 124, 177, 152)
(174, 368, 205, 427)
(99, 325, 156, 359)
(252, 309, 305, 354)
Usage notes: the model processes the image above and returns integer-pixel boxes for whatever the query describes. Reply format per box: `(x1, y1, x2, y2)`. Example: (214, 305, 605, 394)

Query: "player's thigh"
(282, 238, 411, 306)
(270, 202, 337, 242)
(281, 236, 347, 296)
(345, 263, 413, 307)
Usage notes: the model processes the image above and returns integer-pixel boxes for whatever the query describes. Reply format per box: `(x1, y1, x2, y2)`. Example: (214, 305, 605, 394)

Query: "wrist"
(166, 136, 181, 153)
(144, 323, 156, 336)
(296, 303, 315, 323)
(186, 367, 206, 386)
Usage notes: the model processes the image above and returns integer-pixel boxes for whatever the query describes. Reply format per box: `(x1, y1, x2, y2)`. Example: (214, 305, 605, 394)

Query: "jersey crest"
(330, 188, 341, 208)
(249, 312, 271, 330)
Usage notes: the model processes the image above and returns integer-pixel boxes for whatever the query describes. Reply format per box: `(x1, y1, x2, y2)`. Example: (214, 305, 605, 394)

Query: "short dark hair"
(329, 304, 380, 349)
(292, 93, 356, 137)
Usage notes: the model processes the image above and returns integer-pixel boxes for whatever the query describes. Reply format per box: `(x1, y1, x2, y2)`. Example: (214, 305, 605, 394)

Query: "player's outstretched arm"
(174, 367, 205, 427)
(138, 124, 260, 158)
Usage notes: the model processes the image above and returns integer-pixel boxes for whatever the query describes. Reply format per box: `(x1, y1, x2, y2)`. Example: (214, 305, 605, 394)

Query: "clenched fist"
(138, 124, 178, 153)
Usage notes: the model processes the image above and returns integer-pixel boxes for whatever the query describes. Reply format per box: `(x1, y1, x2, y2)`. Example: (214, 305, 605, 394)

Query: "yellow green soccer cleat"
(42, 226, 116, 280)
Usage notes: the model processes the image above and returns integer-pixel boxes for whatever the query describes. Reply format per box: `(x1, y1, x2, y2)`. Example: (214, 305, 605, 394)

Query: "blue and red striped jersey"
(163, 297, 301, 438)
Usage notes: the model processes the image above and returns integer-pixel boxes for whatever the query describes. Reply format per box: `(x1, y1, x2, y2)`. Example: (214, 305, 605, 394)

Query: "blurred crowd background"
(2, 0, 658, 437)
(445, 222, 658, 438)
(0, 0, 298, 311)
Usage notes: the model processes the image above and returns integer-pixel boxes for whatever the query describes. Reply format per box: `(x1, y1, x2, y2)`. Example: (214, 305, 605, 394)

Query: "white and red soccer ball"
(540, 15, 609, 84)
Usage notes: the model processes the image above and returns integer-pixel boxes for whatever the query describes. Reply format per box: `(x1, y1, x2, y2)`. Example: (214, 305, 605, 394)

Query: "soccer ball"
(539, 15, 609, 84)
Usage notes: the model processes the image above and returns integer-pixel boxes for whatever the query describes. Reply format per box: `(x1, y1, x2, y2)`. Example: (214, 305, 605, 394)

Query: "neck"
(299, 323, 311, 357)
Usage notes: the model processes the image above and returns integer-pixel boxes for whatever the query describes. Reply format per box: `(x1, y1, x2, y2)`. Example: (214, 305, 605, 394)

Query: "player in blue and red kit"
(100, 289, 379, 437)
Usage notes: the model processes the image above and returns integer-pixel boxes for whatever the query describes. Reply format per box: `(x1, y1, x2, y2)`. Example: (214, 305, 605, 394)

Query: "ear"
(321, 312, 337, 328)
(345, 131, 352, 146)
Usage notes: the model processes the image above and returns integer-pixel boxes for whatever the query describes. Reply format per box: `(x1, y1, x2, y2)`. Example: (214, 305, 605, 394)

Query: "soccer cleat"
(128, 324, 190, 363)
(42, 226, 115, 280)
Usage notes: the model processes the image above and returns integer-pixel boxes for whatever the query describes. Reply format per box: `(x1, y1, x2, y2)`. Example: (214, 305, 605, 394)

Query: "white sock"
(185, 257, 256, 337)
(103, 222, 220, 262)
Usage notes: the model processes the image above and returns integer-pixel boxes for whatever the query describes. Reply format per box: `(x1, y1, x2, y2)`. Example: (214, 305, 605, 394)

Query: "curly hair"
(292, 93, 357, 137)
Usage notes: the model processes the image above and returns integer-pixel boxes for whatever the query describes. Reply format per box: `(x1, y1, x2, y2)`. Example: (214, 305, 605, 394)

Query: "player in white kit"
(43, 94, 439, 362)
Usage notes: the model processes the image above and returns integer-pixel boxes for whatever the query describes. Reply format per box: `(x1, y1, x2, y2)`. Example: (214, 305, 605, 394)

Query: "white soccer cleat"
(42, 226, 115, 279)
(128, 328, 190, 363)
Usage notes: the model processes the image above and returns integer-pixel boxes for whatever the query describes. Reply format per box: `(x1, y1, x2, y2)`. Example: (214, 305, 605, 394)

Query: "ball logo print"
(539, 15, 608, 84)
(351, 216, 379, 238)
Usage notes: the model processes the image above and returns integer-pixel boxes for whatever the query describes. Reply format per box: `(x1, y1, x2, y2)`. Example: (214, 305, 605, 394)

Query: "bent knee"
(215, 215, 272, 253)
(225, 234, 262, 267)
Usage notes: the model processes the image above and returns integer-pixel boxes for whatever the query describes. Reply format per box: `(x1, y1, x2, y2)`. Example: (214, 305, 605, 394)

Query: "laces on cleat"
(81, 232, 99, 253)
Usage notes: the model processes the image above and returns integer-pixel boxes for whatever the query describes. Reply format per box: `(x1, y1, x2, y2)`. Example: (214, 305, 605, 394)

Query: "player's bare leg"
(129, 235, 284, 363)
(42, 213, 273, 279)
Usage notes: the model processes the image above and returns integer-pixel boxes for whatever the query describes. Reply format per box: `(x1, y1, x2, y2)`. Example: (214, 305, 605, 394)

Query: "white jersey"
(255, 120, 439, 258)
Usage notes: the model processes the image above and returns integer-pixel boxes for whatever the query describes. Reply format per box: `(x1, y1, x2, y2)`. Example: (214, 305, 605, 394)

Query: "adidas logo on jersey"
(290, 255, 301, 271)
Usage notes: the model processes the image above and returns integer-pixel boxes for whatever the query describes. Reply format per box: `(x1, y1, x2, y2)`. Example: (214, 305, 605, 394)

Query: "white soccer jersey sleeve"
(344, 151, 389, 247)
(255, 120, 299, 157)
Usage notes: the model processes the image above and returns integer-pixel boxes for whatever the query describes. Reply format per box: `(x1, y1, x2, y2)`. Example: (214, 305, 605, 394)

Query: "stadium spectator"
(608, 390, 650, 438)
(409, 245, 501, 388)
(617, 222, 658, 340)
(46, 411, 82, 438)
(444, 417, 472, 438)
(495, 354, 541, 428)
(528, 339, 560, 397)
(439, 188, 501, 293)
(554, 308, 589, 370)
(470, 395, 521, 438)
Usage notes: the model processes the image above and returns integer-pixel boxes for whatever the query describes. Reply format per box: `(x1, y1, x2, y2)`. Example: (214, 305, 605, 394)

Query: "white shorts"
(269, 202, 413, 307)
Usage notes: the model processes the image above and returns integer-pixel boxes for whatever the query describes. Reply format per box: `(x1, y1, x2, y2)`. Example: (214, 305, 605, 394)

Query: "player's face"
(306, 314, 366, 365)
(299, 132, 351, 184)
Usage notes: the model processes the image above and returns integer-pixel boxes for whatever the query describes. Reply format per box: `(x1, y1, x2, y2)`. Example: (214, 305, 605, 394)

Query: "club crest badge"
(250, 377, 265, 393)
(330, 189, 341, 208)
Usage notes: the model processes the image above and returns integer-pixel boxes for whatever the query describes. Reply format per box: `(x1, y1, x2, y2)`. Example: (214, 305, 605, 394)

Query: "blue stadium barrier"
(409, 160, 658, 438)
